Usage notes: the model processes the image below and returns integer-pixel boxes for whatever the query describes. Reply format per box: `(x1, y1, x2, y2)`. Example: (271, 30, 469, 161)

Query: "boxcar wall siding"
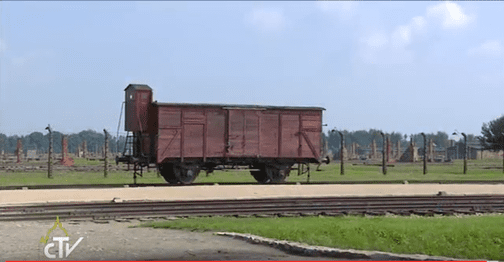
(182, 110, 205, 158)
(157, 108, 183, 161)
(228, 109, 260, 157)
(281, 114, 299, 157)
(300, 113, 322, 160)
(147, 105, 158, 162)
(206, 110, 226, 158)
(154, 106, 322, 164)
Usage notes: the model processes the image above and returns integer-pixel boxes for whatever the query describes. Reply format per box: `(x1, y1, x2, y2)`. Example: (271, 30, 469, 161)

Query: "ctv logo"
(39, 216, 84, 259)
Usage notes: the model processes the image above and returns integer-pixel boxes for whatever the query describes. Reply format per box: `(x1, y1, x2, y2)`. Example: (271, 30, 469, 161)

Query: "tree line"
(1, 115, 502, 156)
(323, 129, 475, 155)
(0, 130, 126, 155)
(326, 114, 504, 155)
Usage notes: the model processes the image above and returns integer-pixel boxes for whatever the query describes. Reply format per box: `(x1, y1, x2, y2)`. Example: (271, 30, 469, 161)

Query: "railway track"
(2, 195, 504, 221)
(2, 180, 504, 191)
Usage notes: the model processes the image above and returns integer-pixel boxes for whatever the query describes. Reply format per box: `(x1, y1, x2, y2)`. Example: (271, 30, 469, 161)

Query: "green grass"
(0, 170, 163, 186)
(197, 159, 504, 183)
(141, 214, 504, 260)
(72, 158, 106, 166)
(1, 158, 503, 186)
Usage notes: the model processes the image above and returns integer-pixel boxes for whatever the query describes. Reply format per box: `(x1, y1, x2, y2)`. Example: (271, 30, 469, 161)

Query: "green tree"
(478, 115, 504, 151)
(432, 131, 449, 148)
(25, 132, 45, 152)
(389, 132, 404, 144)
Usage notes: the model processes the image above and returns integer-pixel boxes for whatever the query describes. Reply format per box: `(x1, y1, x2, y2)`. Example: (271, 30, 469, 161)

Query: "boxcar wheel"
(251, 164, 291, 184)
(174, 164, 200, 184)
(251, 164, 269, 184)
(266, 164, 291, 183)
(159, 164, 178, 184)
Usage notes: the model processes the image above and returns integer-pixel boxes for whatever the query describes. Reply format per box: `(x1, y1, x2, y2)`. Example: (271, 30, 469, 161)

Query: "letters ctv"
(39, 216, 85, 259)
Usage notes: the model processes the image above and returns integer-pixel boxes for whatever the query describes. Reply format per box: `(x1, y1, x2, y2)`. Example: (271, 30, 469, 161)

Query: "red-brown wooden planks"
(125, 87, 152, 132)
(260, 113, 279, 157)
(154, 106, 322, 163)
(228, 110, 244, 156)
(244, 111, 260, 157)
(300, 113, 322, 159)
(281, 114, 300, 158)
(206, 110, 226, 157)
(158, 128, 181, 160)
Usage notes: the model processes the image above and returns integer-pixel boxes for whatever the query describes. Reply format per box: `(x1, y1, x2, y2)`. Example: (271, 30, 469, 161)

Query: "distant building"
(447, 141, 503, 160)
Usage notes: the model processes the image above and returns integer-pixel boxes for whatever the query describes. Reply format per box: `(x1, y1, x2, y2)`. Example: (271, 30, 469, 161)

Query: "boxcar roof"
(153, 102, 325, 111)
(124, 84, 152, 91)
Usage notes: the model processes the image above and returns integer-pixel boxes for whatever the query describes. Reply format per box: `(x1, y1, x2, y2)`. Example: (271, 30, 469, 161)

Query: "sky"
(0, 1, 503, 139)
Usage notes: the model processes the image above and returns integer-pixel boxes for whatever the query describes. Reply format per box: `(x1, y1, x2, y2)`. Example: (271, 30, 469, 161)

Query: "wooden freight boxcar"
(117, 84, 325, 184)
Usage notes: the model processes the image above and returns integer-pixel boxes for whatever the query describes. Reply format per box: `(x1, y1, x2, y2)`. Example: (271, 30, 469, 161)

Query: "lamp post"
(452, 131, 467, 174)
(380, 132, 387, 175)
(421, 132, 427, 175)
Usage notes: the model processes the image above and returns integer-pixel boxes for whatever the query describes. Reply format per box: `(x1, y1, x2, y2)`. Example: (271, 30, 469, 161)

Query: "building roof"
(124, 84, 152, 91)
(447, 145, 485, 150)
(153, 102, 325, 111)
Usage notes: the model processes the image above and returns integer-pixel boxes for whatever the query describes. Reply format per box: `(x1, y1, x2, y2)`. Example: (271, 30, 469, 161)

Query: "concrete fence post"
(16, 139, 22, 163)
(104, 129, 109, 178)
(380, 132, 387, 175)
(45, 125, 53, 179)
(338, 132, 344, 175)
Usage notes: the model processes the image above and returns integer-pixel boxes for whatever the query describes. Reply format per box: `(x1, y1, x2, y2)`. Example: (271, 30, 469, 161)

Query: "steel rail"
(3, 194, 504, 209)
(1, 195, 504, 221)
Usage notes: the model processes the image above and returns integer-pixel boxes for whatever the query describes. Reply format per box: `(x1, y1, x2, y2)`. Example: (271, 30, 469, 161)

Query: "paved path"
(2, 183, 504, 206)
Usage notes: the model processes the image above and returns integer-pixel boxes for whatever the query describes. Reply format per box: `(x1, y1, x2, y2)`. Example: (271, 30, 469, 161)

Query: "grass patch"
(197, 159, 504, 183)
(72, 158, 106, 166)
(0, 170, 162, 186)
(1, 158, 504, 186)
(141, 214, 504, 260)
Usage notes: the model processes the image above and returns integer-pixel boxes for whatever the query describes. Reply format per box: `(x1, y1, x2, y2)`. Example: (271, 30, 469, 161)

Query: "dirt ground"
(3, 184, 504, 206)
(0, 219, 340, 261)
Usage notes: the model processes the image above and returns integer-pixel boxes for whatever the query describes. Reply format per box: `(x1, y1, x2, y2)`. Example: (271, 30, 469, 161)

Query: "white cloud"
(468, 40, 503, 57)
(363, 33, 388, 49)
(359, 31, 414, 65)
(411, 16, 426, 31)
(357, 2, 475, 65)
(363, 14, 425, 53)
(391, 25, 411, 48)
(246, 8, 286, 32)
(359, 15, 425, 64)
(427, 2, 473, 29)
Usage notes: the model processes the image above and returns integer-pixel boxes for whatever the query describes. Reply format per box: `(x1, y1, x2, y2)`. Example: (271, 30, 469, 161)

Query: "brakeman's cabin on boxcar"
(116, 84, 325, 184)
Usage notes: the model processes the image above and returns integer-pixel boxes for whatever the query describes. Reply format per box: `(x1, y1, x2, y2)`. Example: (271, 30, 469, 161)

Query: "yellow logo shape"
(39, 216, 69, 244)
